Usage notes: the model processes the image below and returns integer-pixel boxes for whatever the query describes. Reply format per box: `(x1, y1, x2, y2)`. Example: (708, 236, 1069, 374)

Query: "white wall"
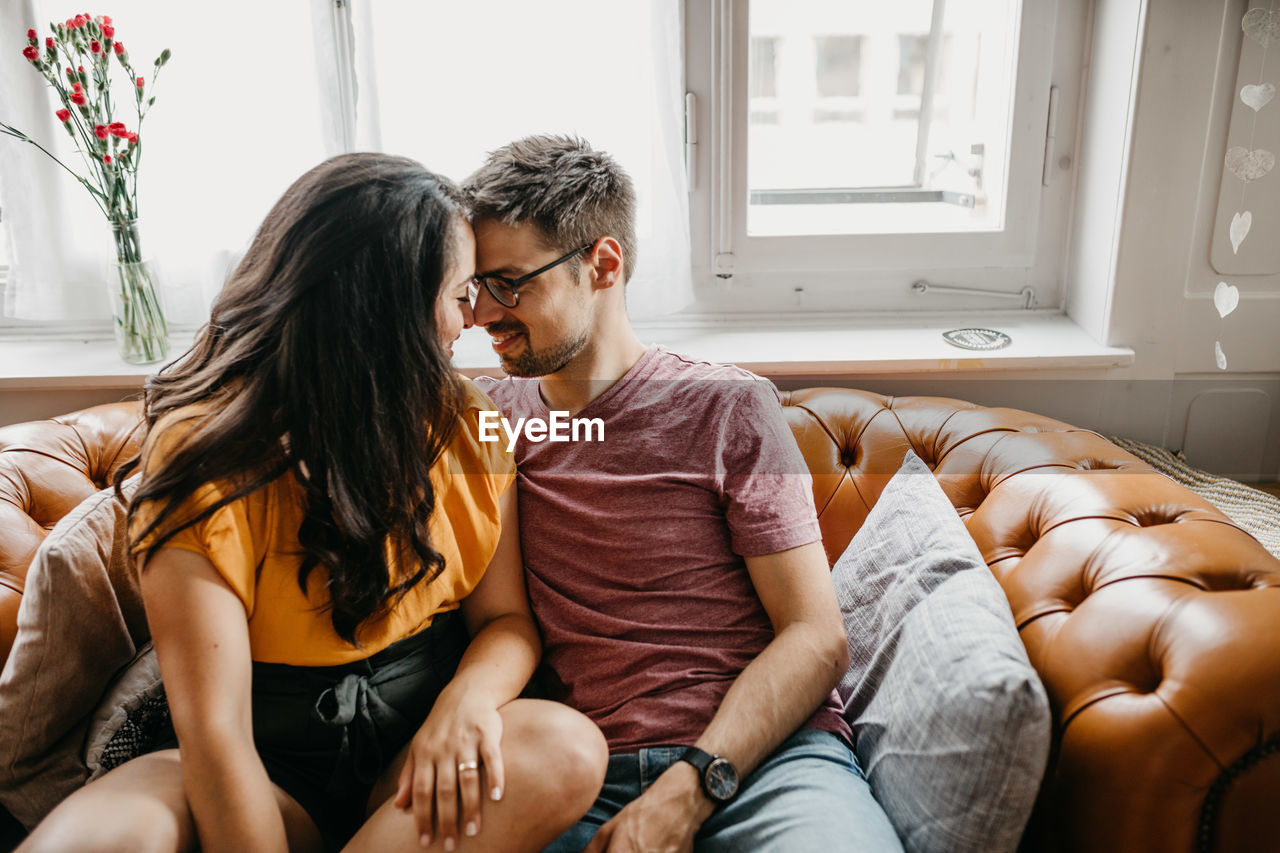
(1102, 0, 1280, 478)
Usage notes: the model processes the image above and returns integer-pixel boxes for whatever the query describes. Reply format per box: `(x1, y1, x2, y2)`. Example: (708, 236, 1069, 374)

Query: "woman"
(19, 154, 607, 853)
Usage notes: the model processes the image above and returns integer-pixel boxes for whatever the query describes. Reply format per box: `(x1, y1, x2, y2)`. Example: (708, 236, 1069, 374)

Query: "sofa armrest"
(0, 401, 144, 663)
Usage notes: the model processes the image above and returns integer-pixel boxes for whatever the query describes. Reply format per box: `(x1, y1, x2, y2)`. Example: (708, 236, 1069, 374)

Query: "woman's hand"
(393, 685, 507, 849)
(390, 485, 539, 848)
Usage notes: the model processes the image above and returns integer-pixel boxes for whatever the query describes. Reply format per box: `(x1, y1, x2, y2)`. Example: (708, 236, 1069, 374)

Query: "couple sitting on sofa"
(19, 136, 903, 853)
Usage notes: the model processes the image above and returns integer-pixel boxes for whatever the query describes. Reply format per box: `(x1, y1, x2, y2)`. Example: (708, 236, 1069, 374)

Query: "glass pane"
(747, 0, 1018, 237)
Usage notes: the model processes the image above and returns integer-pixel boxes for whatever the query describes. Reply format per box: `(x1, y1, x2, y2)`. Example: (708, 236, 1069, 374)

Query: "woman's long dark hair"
(116, 153, 467, 644)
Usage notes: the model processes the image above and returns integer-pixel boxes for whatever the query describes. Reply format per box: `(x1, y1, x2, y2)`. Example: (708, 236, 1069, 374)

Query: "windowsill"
(0, 311, 1134, 391)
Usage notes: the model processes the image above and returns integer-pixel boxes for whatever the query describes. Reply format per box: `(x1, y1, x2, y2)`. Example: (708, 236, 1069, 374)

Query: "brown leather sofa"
(1, 391, 1278, 852)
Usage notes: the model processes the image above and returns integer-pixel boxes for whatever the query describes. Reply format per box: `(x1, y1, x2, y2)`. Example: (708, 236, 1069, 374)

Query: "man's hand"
(583, 761, 715, 853)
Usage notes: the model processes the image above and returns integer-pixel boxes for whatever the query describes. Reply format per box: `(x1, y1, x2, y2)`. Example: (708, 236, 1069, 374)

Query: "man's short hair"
(462, 135, 638, 283)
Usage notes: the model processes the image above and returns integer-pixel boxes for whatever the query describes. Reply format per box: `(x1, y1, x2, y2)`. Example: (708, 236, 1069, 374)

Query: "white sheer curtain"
(0, 1, 336, 323)
(1, 1, 692, 324)
(0, 0, 102, 320)
(356, 0, 694, 319)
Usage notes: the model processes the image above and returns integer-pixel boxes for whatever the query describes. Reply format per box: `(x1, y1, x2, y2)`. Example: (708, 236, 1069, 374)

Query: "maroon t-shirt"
(477, 346, 850, 751)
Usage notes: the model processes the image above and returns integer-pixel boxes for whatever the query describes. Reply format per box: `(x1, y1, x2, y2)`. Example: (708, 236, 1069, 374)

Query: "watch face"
(705, 757, 739, 802)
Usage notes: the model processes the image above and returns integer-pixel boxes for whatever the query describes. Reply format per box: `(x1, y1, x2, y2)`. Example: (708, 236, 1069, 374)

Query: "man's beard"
(498, 323, 591, 377)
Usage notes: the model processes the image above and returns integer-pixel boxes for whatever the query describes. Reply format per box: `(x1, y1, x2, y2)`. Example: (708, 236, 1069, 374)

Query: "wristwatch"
(678, 746, 740, 804)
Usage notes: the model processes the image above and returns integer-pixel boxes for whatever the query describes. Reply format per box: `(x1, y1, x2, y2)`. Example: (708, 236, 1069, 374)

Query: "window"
(749, 37, 780, 125)
(2, 1, 1090, 334)
(815, 36, 863, 99)
(685, 0, 1087, 314)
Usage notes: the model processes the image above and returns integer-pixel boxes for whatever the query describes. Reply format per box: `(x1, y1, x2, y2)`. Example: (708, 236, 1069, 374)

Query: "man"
(466, 135, 902, 853)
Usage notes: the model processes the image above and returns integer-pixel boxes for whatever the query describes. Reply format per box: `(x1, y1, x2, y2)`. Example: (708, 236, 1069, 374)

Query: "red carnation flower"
(108, 122, 127, 137)
(126, 132, 138, 145)
(90, 40, 101, 53)
(103, 154, 112, 164)
(27, 28, 37, 43)
(73, 15, 86, 27)
(72, 81, 83, 92)
(113, 41, 124, 55)
(135, 76, 144, 88)
(65, 66, 74, 78)
(102, 15, 112, 25)
(56, 108, 71, 122)
(71, 92, 86, 105)
(22, 45, 39, 61)
(77, 65, 84, 73)
(94, 124, 108, 140)
(101, 24, 114, 38)
(46, 36, 55, 49)
(65, 19, 74, 28)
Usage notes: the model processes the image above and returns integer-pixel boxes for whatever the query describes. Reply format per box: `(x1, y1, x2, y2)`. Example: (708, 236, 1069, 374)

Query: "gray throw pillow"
(834, 450, 1050, 853)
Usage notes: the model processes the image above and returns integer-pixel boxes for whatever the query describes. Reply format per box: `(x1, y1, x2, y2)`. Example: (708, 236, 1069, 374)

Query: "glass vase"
(107, 219, 169, 365)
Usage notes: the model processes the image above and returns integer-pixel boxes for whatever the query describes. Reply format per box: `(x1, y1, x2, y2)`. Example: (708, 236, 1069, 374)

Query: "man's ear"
(587, 237, 625, 290)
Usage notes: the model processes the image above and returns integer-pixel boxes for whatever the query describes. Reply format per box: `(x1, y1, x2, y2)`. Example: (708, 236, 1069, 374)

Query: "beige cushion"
(0, 482, 146, 829)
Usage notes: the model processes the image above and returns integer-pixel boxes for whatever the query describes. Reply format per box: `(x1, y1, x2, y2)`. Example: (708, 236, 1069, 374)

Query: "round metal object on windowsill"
(942, 328, 1012, 351)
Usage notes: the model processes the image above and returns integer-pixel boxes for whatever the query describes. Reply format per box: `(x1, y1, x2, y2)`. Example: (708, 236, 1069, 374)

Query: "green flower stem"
(110, 221, 168, 364)
(0, 123, 108, 214)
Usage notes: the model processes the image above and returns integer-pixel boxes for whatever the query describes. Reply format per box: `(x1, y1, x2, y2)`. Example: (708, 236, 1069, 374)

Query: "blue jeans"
(544, 729, 904, 852)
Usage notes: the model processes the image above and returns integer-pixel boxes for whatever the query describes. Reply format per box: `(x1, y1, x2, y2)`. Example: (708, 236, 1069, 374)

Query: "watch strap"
(678, 745, 715, 774)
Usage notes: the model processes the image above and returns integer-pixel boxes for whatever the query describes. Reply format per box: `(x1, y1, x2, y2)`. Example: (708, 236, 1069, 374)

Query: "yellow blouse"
(129, 379, 516, 665)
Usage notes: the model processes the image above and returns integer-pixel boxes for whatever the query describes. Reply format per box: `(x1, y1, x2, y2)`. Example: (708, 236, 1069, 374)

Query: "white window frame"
(683, 0, 1083, 314)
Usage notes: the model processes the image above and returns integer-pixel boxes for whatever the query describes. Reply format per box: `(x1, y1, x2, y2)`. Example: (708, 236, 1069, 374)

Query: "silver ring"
(457, 760, 480, 773)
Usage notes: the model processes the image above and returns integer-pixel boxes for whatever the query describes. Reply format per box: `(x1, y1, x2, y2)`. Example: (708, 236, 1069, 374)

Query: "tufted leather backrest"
(2, 392, 1278, 852)
(781, 388, 1280, 853)
(0, 402, 144, 661)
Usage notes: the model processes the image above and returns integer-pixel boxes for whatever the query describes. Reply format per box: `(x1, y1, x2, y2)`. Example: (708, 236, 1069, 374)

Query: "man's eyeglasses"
(473, 242, 595, 308)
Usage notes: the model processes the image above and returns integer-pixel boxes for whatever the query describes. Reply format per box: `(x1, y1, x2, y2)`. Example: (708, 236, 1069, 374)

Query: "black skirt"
(151, 608, 469, 850)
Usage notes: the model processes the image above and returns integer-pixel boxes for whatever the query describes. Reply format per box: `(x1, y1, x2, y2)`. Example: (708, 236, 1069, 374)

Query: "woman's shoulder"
(446, 376, 515, 481)
(458, 374, 502, 414)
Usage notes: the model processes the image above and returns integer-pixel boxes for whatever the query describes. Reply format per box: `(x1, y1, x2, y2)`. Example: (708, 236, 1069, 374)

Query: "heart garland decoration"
(1244, 8, 1280, 47)
(1241, 82, 1276, 111)
(1214, 281, 1240, 317)
(1225, 146, 1276, 181)
(1230, 211, 1252, 253)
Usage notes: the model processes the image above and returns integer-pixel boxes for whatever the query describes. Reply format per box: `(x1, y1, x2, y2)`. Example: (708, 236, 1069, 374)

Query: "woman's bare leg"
(348, 699, 607, 853)
(17, 749, 323, 853)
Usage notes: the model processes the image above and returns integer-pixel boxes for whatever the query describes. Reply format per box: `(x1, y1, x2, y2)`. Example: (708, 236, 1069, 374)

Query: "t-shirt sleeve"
(128, 413, 259, 616)
(470, 374, 517, 421)
(714, 379, 822, 557)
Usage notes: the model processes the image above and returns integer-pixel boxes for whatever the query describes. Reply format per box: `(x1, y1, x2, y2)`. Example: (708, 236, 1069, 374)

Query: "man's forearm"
(693, 619, 845, 776)
(598, 619, 845, 844)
